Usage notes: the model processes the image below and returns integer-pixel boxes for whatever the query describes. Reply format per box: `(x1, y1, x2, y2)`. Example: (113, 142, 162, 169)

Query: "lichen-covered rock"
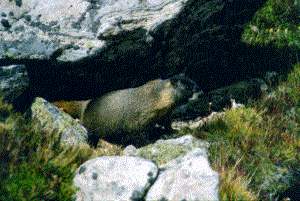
(0, 65, 29, 103)
(146, 149, 219, 201)
(124, 135, 209, 166)
(74, 156, 158, 201)
(0, 0, 187, 62)
(30, 97, 88, 145)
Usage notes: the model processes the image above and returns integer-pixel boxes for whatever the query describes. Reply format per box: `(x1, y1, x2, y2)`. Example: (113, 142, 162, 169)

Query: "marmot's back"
(82, 77, 198, 139)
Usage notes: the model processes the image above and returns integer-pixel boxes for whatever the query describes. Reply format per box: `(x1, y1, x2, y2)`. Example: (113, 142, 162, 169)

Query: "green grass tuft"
(242, 0, 300, 49)
(194, 64, 300, 200)
(0, 99, 121, 201)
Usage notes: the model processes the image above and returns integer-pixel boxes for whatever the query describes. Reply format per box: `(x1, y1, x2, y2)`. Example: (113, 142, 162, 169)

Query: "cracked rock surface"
(0, 0, 269, 101)
(146, 148, 219, 201)
(0, 0, 187, 62)
(73, 156, 158, 201)
(128, 135, 220, 200)
(78, 135, 219, 201)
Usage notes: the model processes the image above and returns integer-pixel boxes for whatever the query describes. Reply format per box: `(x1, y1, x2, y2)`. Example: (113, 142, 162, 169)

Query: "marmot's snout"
(170, 74, 200, 104)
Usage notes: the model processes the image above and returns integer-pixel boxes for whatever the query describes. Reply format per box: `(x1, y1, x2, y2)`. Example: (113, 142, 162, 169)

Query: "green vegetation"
(1, 0, 299, 200)
(243, 0, 300, 49)
(137, 143, 189, 166)
(0, 102, 121, 201)
(193, 1, 300, 198)
(191, 63, 300, 200)
(197, 2, 297, 199)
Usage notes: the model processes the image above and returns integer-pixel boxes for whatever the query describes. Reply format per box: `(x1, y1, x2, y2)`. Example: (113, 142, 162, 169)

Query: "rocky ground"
(0, 0, 299, 201)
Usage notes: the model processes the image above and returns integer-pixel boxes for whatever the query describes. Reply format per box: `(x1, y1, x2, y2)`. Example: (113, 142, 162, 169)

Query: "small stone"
(1, 13, 7, 17)
(123, 145, 138, 156)
(130, 190, 144, 201)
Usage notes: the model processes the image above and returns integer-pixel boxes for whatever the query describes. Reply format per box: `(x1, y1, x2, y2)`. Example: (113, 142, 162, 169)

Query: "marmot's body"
(82, 76, 197, 139)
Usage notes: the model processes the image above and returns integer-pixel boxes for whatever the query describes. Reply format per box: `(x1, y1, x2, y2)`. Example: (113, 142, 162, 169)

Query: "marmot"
(82, 75, 199, 140)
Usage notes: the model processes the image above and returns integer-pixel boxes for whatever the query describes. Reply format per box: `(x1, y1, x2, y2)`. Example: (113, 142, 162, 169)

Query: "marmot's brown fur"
(53, 75, 198, 142)
(82, 76, 198, 139)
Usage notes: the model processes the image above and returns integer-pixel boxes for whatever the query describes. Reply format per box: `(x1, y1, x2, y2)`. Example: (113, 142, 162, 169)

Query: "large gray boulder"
(146, 149, 219, 201)
(75, 136, 219, 201)
(74, 156, 158, 201)
(0, 0, 268, 100)
(0, 65, 29, 103)
(30, 97, 88, 145)
(0, 0, 187, 62)
(125, 135, 219, 201)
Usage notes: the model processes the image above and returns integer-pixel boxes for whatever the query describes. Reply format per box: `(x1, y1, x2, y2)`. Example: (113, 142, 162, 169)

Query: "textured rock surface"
(146, 149, 219, 201)
(124, 135, 209, 166)
(0, 0, 272, 101)
(0, 0, 187, 62)
(77, 136, 219, 200)
(0, 65, 29, 103)
(74, 156, 158, 201)
(30, 97, 88, 145)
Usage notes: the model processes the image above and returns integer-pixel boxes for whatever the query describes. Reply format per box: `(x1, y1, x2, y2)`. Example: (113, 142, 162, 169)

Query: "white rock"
(146, 149, 219, 201)
(0, 0, 187, 62)
(74, 156, 158, 201)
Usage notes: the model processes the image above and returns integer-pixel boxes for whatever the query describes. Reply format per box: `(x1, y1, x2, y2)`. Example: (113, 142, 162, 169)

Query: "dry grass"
(193, 64, 300, 200)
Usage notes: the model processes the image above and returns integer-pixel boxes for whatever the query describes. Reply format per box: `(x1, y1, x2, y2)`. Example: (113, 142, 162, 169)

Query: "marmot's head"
(165, 74, 200, 105)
